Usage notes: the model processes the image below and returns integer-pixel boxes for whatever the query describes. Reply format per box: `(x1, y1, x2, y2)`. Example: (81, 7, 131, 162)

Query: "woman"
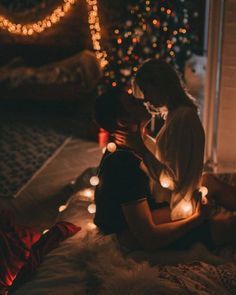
(114, 59, 236, 220)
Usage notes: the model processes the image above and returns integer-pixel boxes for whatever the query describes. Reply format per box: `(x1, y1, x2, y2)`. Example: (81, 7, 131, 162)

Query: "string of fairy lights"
(0, 0, 78, 35)
(86, 0, 108, 67)
(0, 0, 108, 67)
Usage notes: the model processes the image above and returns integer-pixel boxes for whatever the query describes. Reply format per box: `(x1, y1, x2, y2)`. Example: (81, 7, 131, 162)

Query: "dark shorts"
(166, 221, 214, 251)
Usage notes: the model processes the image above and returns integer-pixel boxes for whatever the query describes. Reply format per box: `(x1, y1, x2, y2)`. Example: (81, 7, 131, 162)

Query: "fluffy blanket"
(13, 193, 236, 295)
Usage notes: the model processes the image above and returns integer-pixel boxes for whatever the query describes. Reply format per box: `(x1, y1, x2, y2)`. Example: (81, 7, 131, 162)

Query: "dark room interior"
(0, 0, 235, 294)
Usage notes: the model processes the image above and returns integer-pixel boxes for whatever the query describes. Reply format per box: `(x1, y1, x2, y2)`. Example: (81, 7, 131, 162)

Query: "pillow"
(10, 221, 81, 292)
(0, 210, 41, 294)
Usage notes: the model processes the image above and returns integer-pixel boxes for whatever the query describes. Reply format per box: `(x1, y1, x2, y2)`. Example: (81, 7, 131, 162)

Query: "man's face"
(117, 93, 150, 131)
(132, 78, 164, 108)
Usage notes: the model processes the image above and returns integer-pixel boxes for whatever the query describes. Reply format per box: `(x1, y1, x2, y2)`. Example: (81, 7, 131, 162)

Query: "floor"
(0, 120, 102, 232)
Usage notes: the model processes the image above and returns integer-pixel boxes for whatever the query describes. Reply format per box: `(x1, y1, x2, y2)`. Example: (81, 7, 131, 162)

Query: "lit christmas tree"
(100, 0, 202, 93)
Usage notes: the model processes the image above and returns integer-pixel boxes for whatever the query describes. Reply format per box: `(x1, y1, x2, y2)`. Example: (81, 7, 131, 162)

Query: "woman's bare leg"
(210, 212, 236, 247)
(201, 173, 236, 211)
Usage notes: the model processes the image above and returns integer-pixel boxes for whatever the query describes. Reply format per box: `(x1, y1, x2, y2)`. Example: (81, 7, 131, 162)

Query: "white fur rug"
(14, 194, 236, 295)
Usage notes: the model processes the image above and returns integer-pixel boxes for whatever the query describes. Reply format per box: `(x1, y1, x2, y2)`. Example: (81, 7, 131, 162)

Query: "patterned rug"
(0, 120, 70, 198)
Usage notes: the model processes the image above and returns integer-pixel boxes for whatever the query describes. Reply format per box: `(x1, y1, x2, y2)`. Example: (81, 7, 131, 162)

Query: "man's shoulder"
(107, 149, 138, 162)
(101, 149, 140, 170)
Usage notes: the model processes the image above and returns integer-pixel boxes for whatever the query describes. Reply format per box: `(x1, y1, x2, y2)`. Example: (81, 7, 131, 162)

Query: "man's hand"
(112, 127, 147, 157)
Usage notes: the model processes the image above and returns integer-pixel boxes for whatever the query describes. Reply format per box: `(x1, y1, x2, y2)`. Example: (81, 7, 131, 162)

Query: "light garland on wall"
(86, 0, 108, 67)
(0, 0, 108, 67)
(0, 0, 78, 35)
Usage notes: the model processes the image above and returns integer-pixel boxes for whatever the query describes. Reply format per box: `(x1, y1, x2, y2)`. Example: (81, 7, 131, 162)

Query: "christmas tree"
(100, 0, 202, 93)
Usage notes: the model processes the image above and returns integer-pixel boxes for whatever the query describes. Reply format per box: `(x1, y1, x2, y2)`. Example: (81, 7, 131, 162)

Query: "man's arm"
(122, 198, 206, 251)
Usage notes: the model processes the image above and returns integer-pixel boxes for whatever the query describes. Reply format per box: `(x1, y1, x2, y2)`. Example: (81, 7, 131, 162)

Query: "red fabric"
(10, 221, 81, 292)
(0, 211, 41, 293)
(0, 210, 81, 294)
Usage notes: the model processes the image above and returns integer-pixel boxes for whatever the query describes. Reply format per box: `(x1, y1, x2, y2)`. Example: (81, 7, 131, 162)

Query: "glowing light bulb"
(83, 188, 94, 199)
(71, 179, 76, 185)
(128, 89, 133, 94)
(107, 142, 117, 153)
(43, 229, 49, 234)
(117, 38, 122, 44)
(182, 202, 192, 213)
(199, 186, 208, 198)
(76, 188, 95, 201)
(160, 177, 171, 188)
(90, 176, 100, 186)
(88, 204, 96, 214)
(87, 222, 97, 230)
(152, 19, 156, 25)
(59, 205, 67, 212)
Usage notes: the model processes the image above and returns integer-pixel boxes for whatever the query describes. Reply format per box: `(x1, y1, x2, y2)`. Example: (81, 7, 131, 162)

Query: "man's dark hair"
(94, 87, 128, 133)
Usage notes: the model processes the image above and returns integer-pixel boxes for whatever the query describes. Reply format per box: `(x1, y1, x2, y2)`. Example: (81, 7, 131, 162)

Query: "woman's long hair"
(135, 59, 197, 111)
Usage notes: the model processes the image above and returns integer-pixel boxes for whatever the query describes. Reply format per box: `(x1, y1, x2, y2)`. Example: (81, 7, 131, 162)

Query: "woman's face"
(131, 78, 145, 100)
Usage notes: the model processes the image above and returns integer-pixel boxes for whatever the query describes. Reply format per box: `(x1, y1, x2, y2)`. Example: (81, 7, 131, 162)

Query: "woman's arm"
(121, 198, 209, 251)
(114, 127, 165, 181)
(143, 133, 156, 155)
